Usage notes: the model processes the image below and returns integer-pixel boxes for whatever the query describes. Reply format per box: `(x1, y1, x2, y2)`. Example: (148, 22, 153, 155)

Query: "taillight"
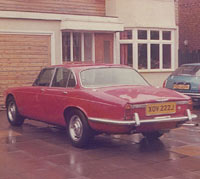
(124, 104, 133, 120)
(188, 99, 193, 110)
(188, 99, 193, 105)
(163, 80, 167, 88)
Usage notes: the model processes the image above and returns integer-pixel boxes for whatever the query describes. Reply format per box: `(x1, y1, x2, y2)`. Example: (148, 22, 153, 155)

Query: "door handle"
(63, 91, 68, 94)
(41, 88, 45, 92)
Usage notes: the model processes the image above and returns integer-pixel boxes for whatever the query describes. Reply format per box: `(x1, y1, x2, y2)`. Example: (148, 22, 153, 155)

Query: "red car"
(5, 63, 196, 147)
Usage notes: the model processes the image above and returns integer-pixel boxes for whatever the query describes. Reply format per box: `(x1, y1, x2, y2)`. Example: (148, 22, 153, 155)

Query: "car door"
(16, 86, 44, 120)
(38, 67, 76, 125)
(30, 67, 56, 121)
(16, 68, 55, 120)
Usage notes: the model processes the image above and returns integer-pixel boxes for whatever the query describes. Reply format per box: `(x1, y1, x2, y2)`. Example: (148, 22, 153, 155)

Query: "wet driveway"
(1, 108, 200, 179)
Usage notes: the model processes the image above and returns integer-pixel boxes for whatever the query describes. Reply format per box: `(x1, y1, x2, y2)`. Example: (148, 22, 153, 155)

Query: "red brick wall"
(178, 0, 200, 50)
(0, 0, 105, 16)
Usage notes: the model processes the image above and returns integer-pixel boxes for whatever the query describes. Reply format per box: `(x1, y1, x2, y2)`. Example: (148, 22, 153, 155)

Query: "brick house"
(178, 0, 200, 65)
(0, 0, 178, 107)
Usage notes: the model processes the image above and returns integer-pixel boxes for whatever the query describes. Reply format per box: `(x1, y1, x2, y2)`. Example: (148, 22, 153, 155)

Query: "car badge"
(156, 98, 169, 102)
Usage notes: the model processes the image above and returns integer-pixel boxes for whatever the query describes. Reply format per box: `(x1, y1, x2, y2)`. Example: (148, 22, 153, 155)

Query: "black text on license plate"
(146, 102, 176, 116)
(173, 84, 190, 90)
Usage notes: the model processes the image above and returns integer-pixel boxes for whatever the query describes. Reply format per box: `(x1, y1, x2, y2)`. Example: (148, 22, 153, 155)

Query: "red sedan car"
(5, 63, 196, 147)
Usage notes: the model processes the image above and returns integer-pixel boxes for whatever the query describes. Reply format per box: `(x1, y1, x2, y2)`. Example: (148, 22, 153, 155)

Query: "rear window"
(172, 65, 200, 76)
(80, 67, 149, 88)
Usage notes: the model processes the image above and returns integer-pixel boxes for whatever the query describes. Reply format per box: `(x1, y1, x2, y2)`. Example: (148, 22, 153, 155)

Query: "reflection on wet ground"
(1, 107, 200, 179)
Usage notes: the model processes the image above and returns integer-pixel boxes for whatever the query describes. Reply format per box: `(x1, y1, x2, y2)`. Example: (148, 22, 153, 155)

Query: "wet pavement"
(1, 108, 200, 179)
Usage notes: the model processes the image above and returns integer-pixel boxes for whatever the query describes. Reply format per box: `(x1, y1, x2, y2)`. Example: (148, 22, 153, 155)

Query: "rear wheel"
(67, 109, 93, 148)
(142, 131, 164, 140)
(6, 97, 24, 126)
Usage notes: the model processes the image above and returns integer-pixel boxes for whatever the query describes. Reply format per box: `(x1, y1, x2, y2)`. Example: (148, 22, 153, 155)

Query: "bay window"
(119, 29, 174, 71)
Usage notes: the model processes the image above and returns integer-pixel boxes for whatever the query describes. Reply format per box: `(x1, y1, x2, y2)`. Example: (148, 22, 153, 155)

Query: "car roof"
(51, 62, 131, 70)
(181, 63, 200, 66)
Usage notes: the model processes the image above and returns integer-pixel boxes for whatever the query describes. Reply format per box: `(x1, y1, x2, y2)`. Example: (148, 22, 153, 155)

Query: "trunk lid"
(100, 85, 189, 104)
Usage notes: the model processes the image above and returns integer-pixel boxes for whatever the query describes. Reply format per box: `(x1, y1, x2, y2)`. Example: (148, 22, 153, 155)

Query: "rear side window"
(172, 65, 200, 76)
(33, 68, 55, 86)
(68, 72, 76, 87)
(51, 68, 76, 88)
(52, 68, 70, 87)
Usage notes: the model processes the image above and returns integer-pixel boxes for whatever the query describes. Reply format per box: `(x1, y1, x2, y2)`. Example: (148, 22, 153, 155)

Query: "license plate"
(146, 102, 176, 116)
(173, 84, 190, 90)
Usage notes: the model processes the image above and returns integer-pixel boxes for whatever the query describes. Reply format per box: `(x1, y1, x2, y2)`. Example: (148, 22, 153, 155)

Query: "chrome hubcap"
(69, 115, 83, 142)
(8, 102, 16, 122)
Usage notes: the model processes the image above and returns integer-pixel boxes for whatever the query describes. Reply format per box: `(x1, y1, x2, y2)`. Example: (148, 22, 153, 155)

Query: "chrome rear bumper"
(88, 109, 197, 127)
(184, 93, 200, 99)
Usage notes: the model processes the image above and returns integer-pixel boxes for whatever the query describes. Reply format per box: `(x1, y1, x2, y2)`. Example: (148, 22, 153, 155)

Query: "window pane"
(68, 72, 76, 87)
(52, 68, 70, 88)
(138, 30, 147, 40)
(34, 68, 54, 86)
(120, 44, 133, 67)
(80, 68, 149, 88)
(73, 32, 81, 61)
(151, 44, 159, 69)
(163, 31, 171, 40)
(84, 33, 92, 61)
(150, 31, 159, 40)
(163, 44, 171, 69)
(138, 44, 147, 69)
(62, 32, 71, 62)
(120, 30, 132, 40)
(172, 65, 200, 76)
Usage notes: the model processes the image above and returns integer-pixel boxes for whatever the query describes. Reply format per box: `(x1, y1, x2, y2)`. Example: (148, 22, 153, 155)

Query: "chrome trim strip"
(132, 104, 146, 108)
(176, 101, 189, 105)
(132, 101, 189, 109)
(88, 109, 197, 126)
(88, 118, 137, 125)
(184, 93, 200, 98)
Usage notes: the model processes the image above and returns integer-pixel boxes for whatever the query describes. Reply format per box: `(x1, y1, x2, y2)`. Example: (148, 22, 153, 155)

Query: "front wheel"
(6, 97, 25, 126)
(67, 110, 93, 148)
(142, 131, 164, 140)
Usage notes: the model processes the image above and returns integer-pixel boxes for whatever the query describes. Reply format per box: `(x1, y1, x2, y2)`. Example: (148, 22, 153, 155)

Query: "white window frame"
(62, 31, 95, 62)
(119, 28, 175, 72)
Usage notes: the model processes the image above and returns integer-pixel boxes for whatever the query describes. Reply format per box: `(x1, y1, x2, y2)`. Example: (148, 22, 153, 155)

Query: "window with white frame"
(62, 32, 94, 62)
(119, 29, 174, 71)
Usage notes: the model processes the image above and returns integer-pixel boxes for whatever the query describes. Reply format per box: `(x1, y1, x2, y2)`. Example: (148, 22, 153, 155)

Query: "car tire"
(6, 97, 25, 126)
(67, 109, 93, 148)
(142, 131, 164, 140)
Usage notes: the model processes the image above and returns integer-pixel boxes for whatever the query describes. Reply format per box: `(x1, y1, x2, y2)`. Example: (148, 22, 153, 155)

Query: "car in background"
(5, 63, 196, 148)
(164, 63, 200, 104)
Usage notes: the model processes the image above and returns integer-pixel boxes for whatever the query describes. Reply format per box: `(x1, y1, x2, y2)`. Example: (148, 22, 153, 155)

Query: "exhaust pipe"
(182, 123, 199, 127)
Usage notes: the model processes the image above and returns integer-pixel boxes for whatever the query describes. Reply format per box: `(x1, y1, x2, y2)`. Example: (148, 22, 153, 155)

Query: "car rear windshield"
(80, 67, 149, 88)
(172, 65, 200, 76)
